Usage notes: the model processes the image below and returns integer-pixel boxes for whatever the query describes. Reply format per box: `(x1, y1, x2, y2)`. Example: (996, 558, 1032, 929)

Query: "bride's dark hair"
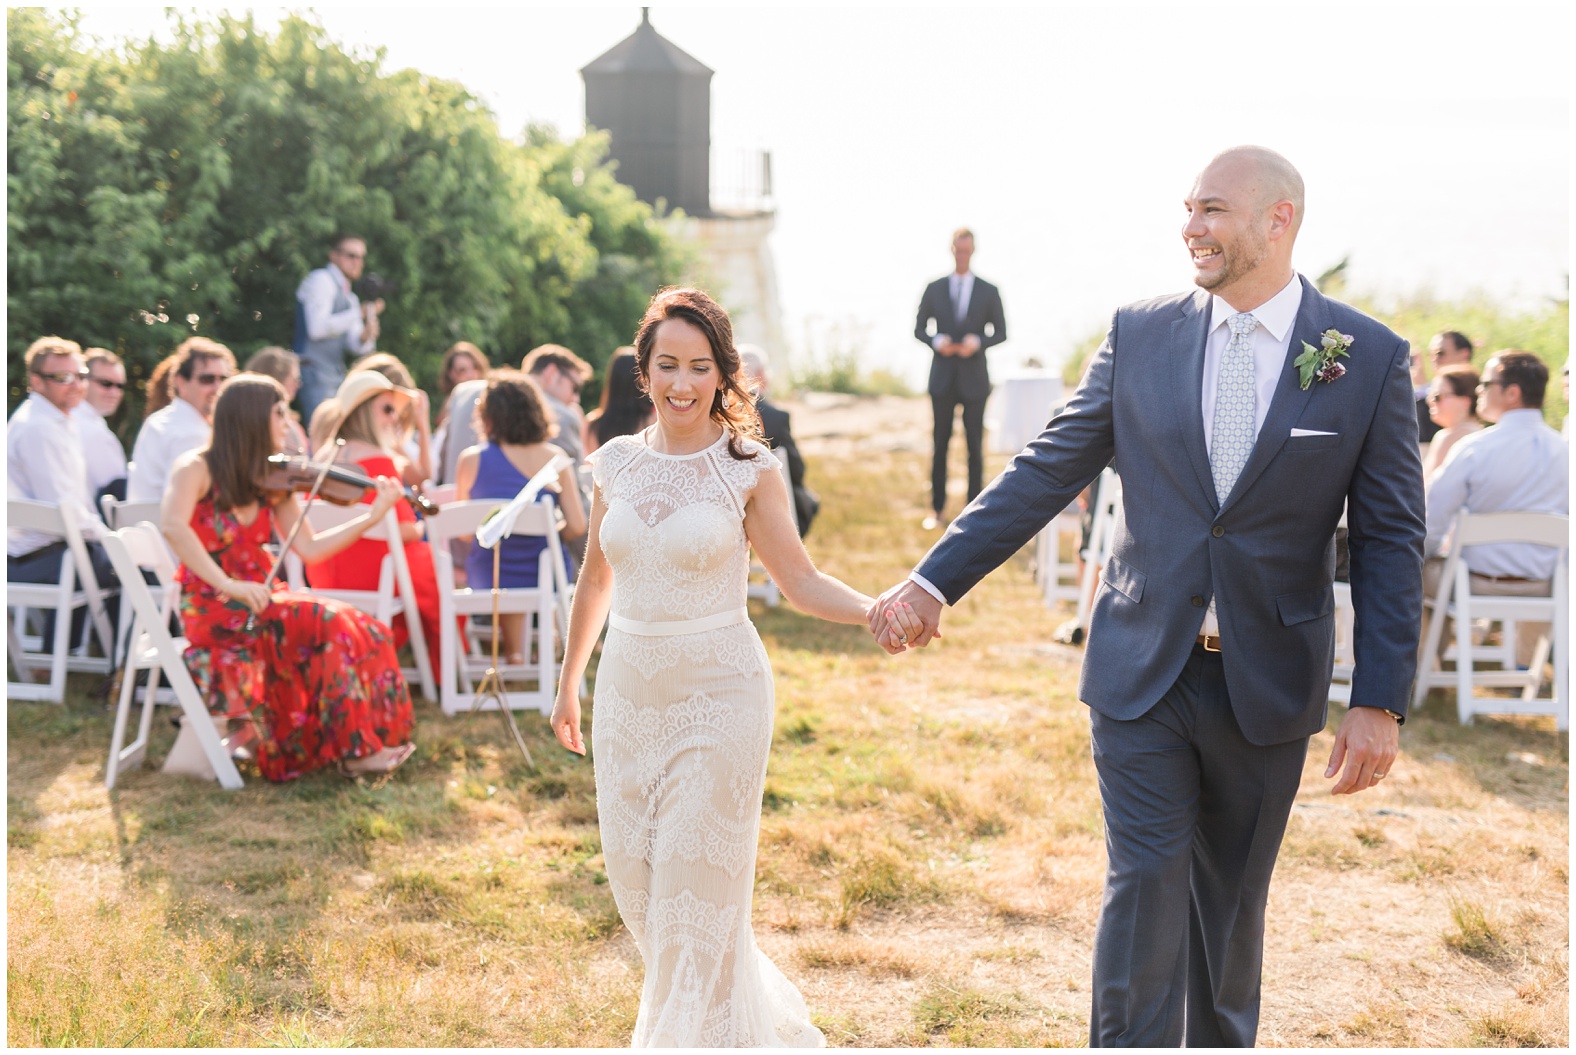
(632, 287, 763, 461)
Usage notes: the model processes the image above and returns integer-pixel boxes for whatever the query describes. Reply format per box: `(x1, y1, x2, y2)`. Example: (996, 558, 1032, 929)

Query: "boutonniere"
(1293, 329, 1354, 389)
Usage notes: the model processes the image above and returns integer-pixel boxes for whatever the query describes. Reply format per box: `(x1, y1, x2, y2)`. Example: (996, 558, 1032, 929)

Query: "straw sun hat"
(310, 370, 418, 448)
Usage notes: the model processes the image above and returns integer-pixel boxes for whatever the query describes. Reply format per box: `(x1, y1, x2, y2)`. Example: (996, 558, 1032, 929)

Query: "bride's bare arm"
(745, 461, 873, 625)
(551, 486, 613, 755)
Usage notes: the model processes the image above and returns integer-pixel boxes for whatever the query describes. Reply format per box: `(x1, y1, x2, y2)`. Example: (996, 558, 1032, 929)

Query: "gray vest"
(293, 271, 358, 382)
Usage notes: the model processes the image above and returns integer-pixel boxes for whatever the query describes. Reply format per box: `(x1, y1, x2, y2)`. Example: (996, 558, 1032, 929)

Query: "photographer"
(293, 232, 384, 424)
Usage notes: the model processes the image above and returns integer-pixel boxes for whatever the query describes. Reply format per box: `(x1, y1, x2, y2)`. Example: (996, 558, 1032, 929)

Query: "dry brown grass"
(7, 393, 1567, 1046)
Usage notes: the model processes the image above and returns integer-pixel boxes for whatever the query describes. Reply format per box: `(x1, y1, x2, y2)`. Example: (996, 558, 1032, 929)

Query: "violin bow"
(243, 439, 345, 632)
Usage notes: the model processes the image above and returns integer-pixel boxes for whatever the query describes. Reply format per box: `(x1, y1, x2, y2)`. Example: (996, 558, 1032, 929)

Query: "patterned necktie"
(1210, 312, 1259, 504)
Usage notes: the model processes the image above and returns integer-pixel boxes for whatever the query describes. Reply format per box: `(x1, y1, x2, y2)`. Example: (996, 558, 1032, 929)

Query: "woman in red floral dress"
(161, 374, 416, 781)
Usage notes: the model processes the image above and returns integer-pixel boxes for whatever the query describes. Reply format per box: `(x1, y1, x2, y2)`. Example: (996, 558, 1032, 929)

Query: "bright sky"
(76, 4, 1570, 385)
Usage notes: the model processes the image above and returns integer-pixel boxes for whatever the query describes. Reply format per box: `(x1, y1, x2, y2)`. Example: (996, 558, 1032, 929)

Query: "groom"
(873, 146, 1424, 1046)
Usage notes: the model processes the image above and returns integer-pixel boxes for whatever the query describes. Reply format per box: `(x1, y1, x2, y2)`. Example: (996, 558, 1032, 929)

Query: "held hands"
(1325, 706, 1400, 794)
(550, 686, 585, 755)
(222, 577, 273, 614)
(868, 580, 944, 654)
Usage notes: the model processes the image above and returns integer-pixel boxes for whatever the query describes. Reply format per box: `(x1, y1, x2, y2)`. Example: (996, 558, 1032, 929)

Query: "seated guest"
(523, 345, 593, 566)
(243, 346, 310, 455)
(7, 337, 117, 642)
(349, 352, 432, 487)
(739, 344, 820, 537)
(1422, 364, 1482, 480)
(583, 347, 654, 455)
(303, 371, 448, 671)
(1420, 330, 1475, 444)
(456, 370, 586, 666)
(521, 344, 591, 475)
(1424, 350, 1568, 667)
(142, 353, 180, 419)
(436, 378, 488, 486)
(75, 347, 129, 503)
(162, 373, 415, 781)
(434, 341, 488, 431)
(127, 338, 236, 501)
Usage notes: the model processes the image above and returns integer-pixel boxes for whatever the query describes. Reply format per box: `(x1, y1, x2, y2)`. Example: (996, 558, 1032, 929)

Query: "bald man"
(872, 146, 1424, 1045)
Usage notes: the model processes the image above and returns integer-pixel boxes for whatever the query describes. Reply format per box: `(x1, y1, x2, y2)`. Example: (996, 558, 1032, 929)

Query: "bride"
(551, 287, 921, 1047)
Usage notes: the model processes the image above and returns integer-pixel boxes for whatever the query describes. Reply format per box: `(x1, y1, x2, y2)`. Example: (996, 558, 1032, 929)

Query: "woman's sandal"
(338, 742, 417, 780)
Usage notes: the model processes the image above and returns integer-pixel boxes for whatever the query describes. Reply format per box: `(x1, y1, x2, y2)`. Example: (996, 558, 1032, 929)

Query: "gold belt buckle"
(1199, 633, 1222, 653)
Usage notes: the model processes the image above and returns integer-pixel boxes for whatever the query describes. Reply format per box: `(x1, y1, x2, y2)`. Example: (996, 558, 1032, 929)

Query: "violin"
(258, 453, 439, 517)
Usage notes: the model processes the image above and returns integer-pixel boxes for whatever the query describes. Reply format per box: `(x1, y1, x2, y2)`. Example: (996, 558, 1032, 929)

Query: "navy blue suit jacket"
(915, 276, 1425, 745)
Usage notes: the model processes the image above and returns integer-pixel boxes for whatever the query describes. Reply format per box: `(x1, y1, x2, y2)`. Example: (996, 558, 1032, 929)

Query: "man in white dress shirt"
(1424, 350, 1567, 665)
(126, 338, 234, 502)
(7, 337, 117, 639)
(73, 347, 129, 502)
(294, 232, 382, 423)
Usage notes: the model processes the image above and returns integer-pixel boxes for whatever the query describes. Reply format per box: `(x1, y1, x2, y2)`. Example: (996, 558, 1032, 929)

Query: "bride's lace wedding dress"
(588, 431, 823, 1048)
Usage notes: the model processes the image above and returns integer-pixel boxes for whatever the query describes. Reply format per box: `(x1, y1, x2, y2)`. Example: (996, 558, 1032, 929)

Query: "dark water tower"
(581, 9, 714, 217)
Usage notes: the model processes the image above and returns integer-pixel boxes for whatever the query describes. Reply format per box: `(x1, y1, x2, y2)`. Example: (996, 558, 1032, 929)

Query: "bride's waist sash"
(608, 607, 750, 637)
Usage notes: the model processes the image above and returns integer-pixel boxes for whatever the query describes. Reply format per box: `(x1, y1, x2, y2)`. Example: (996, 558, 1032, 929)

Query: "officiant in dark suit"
(914, 228, 1007, 530)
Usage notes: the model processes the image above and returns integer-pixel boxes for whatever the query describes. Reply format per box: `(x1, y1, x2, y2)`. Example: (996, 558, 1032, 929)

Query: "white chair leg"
(1456, 594, 1474, 724)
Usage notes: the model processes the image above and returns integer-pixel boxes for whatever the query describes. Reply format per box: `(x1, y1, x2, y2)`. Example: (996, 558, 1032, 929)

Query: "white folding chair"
(283, 501, 437, 701)
(1074, 468, 1124, 634)
(1327, 581, 1356, 704)
(101, 523, 243, 789)
(100, 495, 177, 667)
(99, 495, 163, 532)
(7, 499, 115, 700)
(420, 482, 458, 508)
(425, 498, 569, 716)
(1035, 503, 1084, 606)
(1412, 511, 1568, 729)
(747, 455, 798, 608)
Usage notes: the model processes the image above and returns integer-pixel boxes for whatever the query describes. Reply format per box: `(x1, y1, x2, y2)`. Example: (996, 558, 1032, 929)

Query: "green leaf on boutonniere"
(1294, 342, 1322, 390)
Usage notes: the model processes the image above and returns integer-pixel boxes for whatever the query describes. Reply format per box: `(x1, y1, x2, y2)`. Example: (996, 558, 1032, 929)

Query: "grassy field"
(7, 395, 1568, 1047)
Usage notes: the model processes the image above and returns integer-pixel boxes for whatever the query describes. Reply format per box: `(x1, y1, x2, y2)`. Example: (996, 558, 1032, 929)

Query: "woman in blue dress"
(454, 369, 588, 665)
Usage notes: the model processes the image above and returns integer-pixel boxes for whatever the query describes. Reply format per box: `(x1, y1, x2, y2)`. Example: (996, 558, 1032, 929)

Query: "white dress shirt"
(7, 393, 106, 556)
(1201, 275, 1303, 461)
(1424, 408, 1569, 579)
(911, 275, 1306, 622)
(931, 271, 977, 350)
(296, 262, 373, 351)
(126, 397, 211, 503)
(72, 402, 128, 493)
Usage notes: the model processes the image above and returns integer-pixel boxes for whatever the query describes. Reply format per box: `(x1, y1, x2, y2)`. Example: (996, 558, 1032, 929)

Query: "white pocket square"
(1289, 428, 1337, 438)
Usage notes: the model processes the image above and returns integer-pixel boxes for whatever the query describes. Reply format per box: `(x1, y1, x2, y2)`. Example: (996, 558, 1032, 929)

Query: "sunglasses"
(1476, 380, 1506, 393)
(192, 372, 232, 386)
(33, 369, 89, 385)
(91, 377, 126, 392)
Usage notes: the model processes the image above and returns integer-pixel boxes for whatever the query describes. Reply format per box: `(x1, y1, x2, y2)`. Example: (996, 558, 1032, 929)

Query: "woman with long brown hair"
(581, 346, 655, 455)
(550, 287, 921, 1046)
(161, 373, 416, 781)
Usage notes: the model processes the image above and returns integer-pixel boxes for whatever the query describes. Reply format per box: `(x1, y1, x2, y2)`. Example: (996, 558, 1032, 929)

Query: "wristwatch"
(1380, 708, 1404, 724)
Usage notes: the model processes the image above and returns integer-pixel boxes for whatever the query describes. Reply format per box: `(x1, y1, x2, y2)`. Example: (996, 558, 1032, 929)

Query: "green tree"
(7, 10, 686, 421)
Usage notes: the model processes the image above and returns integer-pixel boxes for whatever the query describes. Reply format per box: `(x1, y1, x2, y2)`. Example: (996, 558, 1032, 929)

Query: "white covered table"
(987, 372, 1064, 454)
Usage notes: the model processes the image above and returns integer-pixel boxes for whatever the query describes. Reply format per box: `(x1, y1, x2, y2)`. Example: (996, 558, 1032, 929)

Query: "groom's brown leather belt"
(1196, 633, 1223, 652)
